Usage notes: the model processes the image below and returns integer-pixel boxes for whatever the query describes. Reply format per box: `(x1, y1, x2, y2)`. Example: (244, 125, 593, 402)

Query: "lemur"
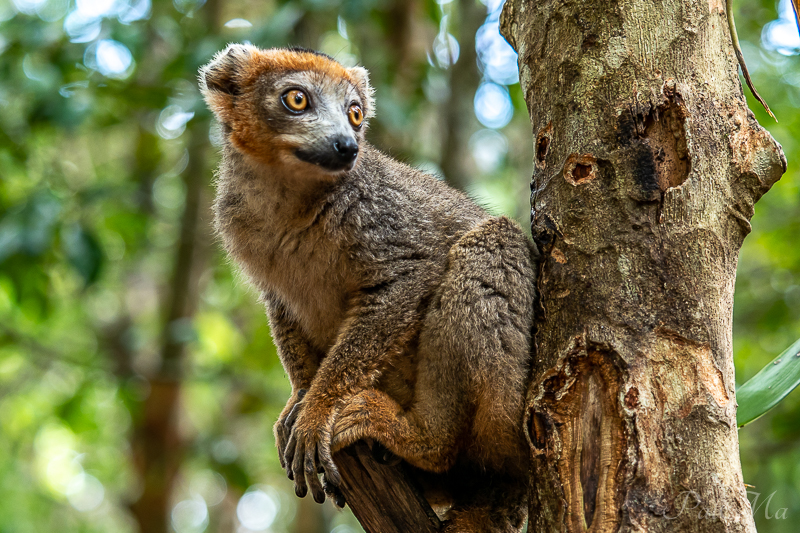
(200, 44, 539, 533)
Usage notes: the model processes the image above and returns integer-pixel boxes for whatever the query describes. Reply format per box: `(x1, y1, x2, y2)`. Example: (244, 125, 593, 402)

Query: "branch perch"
(334, 442, 440, 533)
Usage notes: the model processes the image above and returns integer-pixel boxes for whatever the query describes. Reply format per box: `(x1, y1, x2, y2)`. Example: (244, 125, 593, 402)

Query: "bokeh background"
(0, 0, 797, 531)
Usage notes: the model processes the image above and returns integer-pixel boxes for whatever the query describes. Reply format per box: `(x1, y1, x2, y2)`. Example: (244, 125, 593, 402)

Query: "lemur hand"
(283, 396, 341, 504)
(274, 389, 306, 471)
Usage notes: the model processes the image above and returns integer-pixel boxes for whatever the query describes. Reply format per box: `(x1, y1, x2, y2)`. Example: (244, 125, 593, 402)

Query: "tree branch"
(334, 442, 440, 533)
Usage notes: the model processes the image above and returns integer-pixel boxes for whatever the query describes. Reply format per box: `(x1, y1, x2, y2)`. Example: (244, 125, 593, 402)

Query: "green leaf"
(737, 337, 800, 427)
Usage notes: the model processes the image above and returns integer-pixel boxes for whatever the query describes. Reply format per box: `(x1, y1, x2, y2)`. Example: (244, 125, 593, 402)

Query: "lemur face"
(200, 44, 374, 175)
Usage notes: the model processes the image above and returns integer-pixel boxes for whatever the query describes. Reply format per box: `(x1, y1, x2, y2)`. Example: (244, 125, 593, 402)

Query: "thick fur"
(200, 45, 539, 532)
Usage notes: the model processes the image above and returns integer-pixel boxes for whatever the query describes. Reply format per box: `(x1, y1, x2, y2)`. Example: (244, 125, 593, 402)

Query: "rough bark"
(500, 0, 786, 532)
(334, 442, 440, 533)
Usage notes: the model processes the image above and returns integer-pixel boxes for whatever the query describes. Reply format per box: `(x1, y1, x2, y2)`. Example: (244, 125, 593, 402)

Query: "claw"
(324, 476, 346, 508)
(333, 490, 346, 508)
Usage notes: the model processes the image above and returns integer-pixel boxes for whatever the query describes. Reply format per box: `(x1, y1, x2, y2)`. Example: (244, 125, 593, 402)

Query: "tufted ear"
(200, 43, 257, 94)
(199, 44, 257, 120)
(347, 66, 376, 119)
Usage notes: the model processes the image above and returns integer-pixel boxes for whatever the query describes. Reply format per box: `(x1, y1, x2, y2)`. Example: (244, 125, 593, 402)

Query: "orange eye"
(283, 89, 308, 112)
(348, 104, 363, 128)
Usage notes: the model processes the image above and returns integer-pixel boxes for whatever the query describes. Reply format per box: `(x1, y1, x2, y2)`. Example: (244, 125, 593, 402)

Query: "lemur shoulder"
(200, 44, 539, 533)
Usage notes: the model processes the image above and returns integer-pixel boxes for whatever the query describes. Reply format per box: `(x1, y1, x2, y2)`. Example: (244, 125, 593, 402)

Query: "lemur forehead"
(247, 48, 357, 86)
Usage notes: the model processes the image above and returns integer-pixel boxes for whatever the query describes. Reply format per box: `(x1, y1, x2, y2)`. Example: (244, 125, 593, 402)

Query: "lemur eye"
(282, 89, 308, 112)
(348, 104, 363, 128)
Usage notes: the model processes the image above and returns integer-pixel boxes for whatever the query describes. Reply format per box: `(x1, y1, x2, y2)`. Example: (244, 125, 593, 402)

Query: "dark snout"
(295, 135, 359, 172)
(333, 137, 358, 164)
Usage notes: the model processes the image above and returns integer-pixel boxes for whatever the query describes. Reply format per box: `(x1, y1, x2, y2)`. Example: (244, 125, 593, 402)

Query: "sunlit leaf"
(737, 337, 800, 427)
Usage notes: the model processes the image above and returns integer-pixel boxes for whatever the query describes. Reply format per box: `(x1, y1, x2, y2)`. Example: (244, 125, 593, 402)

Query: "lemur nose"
(333, 137, 359, 163)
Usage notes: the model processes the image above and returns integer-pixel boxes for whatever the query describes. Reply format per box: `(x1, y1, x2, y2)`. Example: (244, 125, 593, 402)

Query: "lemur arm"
(726, 0, 776, 120)
(282, 268, 433, 503)
(265, 296, 323, 469)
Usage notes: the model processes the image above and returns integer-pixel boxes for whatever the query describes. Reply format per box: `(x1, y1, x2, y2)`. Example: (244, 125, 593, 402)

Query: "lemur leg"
(330, 268, 477, 471)
(330, 371, 469, 473)
(430, 215, 534, 533)
(438, 216, 535, 473)
(332, 216, 536, 478)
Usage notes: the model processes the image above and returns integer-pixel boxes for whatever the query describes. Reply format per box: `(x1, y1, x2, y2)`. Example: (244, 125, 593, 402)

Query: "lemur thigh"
(331, 216, 534, 473)
(442, 216, 535, 470)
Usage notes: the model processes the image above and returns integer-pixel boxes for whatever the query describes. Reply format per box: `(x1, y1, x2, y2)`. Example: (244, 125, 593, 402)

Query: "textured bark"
(500, 0, 786, 532)
(334, 442, 440, 533)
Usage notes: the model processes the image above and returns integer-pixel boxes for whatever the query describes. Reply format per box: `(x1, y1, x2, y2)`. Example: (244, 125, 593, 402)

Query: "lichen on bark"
(500, 0, 786, 531)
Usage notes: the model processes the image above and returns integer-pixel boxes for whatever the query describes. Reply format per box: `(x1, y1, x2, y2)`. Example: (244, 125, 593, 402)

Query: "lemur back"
(201, 44, 538, 533)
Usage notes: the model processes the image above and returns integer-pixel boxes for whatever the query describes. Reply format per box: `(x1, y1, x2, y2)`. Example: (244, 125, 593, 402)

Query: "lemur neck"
(223, 146, 341, 223)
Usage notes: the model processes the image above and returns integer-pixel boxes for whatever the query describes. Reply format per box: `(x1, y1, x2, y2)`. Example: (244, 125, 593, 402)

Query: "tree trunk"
(500, 0, 786, 531)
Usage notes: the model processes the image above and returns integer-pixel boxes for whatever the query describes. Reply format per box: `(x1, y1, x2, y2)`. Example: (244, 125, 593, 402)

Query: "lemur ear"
(199, 44, 257, 120)
(348, 66, 375, 119)
(201, 43, 256, 94)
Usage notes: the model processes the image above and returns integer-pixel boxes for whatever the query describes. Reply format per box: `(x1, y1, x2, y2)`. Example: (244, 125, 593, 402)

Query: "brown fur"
(200, 45, 539, 532)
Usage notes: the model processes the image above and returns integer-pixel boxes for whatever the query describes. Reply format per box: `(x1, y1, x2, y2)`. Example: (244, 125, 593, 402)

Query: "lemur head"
(200, 44, 374, 174)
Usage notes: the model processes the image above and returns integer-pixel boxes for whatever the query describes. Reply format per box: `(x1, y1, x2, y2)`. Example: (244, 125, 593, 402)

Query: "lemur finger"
(275, 423, 289, 469)
(305, 447, 326, 504)
(291, 440, 308, 498)
(283, 401, 304, 429)
(284, 432, 298, 480)
(276, 436, 286, 470)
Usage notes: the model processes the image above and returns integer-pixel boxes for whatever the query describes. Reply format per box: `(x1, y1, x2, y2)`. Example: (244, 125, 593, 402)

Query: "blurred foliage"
(734, 0, 800, 529)
(0, 0, 796, 531)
